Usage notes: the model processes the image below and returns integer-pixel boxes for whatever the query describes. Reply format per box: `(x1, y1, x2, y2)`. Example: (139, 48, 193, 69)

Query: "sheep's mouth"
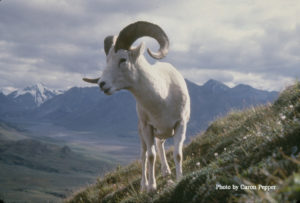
(103, 88, 111, 95)
(102, 87, 123, 95)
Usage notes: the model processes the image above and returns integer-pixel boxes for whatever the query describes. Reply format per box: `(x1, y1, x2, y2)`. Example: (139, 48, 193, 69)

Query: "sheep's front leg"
(140, 140, 148, 191)
(173, 121, 187, 181)
(143, 125, 157, 192)
(138, 123, 148, 192)
(155, 138, 171, 177)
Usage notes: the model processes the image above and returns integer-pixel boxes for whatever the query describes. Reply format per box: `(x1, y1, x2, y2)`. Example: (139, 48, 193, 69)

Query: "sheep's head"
(83, 21, 169, 95)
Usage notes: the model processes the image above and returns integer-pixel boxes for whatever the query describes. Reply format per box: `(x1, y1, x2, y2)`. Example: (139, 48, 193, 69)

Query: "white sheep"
(83, 21, 190, 192)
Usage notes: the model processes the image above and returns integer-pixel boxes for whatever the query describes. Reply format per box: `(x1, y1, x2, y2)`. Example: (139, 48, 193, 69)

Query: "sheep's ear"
(130, 42, 145, 61)
(104, 35, 117, 56)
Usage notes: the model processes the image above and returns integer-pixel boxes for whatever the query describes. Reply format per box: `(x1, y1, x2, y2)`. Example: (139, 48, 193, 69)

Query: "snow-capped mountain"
(0, 87, 18, 95)
(8, 83, 64, 108)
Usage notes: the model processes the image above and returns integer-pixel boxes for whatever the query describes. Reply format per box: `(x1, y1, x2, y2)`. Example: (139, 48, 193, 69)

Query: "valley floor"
(0, 123, 140, 202)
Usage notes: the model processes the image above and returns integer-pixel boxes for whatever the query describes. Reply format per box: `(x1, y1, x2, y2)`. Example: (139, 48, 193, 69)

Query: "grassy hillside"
(66, 82, 300, 203)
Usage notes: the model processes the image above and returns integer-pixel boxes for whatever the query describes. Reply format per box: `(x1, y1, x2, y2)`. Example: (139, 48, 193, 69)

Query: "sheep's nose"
(99, 81, 106, 88)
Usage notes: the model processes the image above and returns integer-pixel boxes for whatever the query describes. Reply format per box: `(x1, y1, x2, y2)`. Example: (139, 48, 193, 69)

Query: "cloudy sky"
(1, 0, 300, 92)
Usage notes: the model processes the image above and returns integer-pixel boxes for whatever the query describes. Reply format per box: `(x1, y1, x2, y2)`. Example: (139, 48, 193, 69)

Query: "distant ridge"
(0, 79, 279, 138)
(202, 79, 230, 92)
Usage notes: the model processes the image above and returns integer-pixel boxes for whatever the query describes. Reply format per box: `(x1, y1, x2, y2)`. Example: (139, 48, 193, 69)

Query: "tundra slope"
(83, 21, 190, 192)
(67, 82, 300, 203)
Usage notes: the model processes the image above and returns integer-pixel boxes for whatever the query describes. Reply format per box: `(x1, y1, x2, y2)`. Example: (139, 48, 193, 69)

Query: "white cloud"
(0, 0, 300, 91)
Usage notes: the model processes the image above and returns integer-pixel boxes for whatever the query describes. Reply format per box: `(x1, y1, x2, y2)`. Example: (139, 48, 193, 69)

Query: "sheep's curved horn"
(114, 21, 169, 59)
(104, 35, 115, 56)
(82, 77, 100, 84)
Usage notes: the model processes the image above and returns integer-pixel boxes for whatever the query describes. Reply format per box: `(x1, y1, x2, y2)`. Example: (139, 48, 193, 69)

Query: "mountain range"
(0, 79, 278, 139)
(0, 79, 279, 202)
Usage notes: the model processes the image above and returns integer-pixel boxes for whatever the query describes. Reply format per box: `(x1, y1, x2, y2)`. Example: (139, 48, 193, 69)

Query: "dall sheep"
(83, 21, 190, 192)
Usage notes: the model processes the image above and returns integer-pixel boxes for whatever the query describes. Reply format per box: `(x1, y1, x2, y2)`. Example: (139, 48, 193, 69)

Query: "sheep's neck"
(129, 59, 168, 109)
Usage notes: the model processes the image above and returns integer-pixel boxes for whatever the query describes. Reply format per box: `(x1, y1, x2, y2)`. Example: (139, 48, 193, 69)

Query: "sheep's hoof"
(162, 168, 171, 177)
(176, 174, 183, 182)
(140, 186, 147, 192)
(147, 184, 157, 193)
(140, 182, 148, 192)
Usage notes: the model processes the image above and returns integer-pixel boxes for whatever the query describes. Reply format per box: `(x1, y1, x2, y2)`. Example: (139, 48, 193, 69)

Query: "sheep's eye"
(118, 58, 126, 67)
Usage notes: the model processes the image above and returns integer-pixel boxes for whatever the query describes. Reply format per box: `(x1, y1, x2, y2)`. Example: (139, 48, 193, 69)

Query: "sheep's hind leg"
(139, 123, 148, 192)
(173, 121, 187, 181)
(140, 140, 148, 191)
(144, 125, 157, 192)
(155, 138, 171, 177)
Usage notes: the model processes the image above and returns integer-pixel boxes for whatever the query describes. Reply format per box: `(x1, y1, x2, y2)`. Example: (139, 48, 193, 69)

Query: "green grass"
(66, 82, 300, 203)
